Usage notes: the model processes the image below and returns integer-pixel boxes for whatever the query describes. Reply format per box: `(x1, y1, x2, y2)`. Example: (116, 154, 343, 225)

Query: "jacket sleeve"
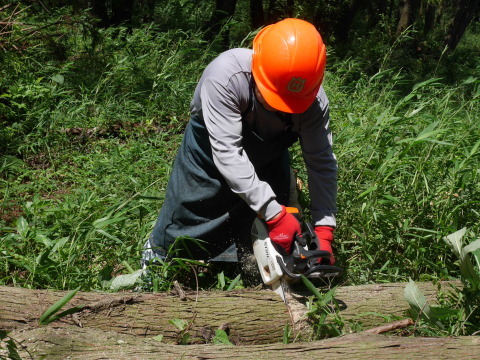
(200, 77, 282, 220)
(299, 88, 337, 227)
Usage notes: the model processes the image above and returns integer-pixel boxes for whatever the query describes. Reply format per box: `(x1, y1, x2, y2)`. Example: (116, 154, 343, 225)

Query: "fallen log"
(1, 287, 288, 344)
(0, 281, 458, 345)
(6, 325, 480, 360)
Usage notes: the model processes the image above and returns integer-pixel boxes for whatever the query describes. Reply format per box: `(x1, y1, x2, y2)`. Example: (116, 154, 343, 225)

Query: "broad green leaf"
(429, 306, 462, 320)
(180, 333, 190, 345)
(169, 318, 188, 330)
(472, 248, 480, 269)
(462, 77, 477, 85)
(51, 74, 64, 84)
(217, 271, 225, 289)
(445, 230, 480, 289)
(35, 234, 53, 248)
(301, 275, 324, 302)
(98, 265, 114, 290)
(404, 279, 443, 329)
(460, 239, 480, 288)
(444, 228, 467, 258)
(462, 239, 480, 256)
(153, 334, 164, 342)
(212, 329, 233, 345)
(39, 287, 80, 325)
(16, 216, 29, 238)
(382, 194, 400, 203)
(226, 274, 241, 291)
(405, 105, 426, 118)
(51, 237, 69, 253)
(110, 269, 144, 291)
(283, 322, 291, 344)
(36, 251, 52, 266)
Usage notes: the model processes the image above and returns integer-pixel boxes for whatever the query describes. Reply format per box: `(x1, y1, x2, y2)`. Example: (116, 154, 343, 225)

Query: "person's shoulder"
(202, 48, 252, 88)
(220, 48, 252, 58)
(211, 48, 252, 72)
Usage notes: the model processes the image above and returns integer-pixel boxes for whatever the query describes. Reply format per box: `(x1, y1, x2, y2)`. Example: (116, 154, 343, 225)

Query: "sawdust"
(238, 243, 314, 339)
(237, 246, 262, 287)
(285, 291, 312, 332)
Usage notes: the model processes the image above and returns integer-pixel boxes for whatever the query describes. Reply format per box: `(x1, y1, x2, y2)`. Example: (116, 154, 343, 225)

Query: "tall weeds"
(1, 18, 479, 290)
(323, 63, 480, 283)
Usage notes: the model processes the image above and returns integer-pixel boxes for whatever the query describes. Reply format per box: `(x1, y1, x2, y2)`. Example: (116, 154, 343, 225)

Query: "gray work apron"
(148, 99, 299, 262)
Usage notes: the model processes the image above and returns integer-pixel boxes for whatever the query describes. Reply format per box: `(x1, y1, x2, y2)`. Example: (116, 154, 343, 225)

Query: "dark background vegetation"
(0, 0, 479, 304)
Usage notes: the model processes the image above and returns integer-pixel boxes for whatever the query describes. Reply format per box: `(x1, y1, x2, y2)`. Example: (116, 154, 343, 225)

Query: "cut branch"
(363, 318, 414, 334)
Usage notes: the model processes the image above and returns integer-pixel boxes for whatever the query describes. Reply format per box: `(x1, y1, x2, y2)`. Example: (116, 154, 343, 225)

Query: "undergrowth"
(0, 6, 479, 336)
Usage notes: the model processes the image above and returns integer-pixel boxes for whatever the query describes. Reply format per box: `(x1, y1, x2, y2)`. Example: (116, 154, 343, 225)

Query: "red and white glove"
(314, 226, 335, 265)
(266, 206, 301, 254)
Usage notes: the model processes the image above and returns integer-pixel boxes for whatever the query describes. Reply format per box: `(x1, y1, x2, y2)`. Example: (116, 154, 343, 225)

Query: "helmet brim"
(255, 79, 320, 114)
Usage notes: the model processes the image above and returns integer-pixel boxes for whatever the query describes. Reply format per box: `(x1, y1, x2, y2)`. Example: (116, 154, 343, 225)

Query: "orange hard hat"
(252, 18, 327, 114)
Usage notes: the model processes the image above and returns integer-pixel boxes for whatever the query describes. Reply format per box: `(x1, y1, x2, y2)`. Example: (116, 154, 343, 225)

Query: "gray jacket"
(190, 48, 337, 227)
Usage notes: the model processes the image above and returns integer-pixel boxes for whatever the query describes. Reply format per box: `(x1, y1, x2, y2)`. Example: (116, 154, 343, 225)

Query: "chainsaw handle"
(291, 240, 330, 260)
(293, 248, 331, 261)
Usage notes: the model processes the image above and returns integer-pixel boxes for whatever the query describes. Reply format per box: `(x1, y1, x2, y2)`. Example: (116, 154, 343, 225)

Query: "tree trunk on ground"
(0, 281, 459, 345)
(7, 326, 480, 359)
(445, 0, 480, 52)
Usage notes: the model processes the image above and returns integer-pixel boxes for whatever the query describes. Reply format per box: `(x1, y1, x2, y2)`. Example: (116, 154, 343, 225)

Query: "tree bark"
(7, 325, 480, 359)
(91, 0, 109, 27)
(111, 0, 135, 26)
(266, 0, 295, 24)
(396, 0, 420, 37)
(0, 281, 458, 345)
(336, 0, 367, 43)
(422, 1, 436, 34)
(250, 0, 265, 29)
(1, 287, 288, 344)
(205, 0, 238, 49)
(444, 0, 480, 52)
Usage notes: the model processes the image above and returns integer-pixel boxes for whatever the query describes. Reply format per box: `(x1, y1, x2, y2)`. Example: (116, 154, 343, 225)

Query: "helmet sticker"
(287, 77, 306, 93)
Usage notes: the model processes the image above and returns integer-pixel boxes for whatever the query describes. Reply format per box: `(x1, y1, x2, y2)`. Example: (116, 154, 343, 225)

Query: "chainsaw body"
(251, 215, 342, 285)
(251, 217, 285, 285)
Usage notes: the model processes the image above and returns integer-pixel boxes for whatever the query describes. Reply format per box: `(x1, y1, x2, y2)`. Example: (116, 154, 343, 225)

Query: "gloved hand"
(266, 205, 302, 254)
(314, 226, 335, 265)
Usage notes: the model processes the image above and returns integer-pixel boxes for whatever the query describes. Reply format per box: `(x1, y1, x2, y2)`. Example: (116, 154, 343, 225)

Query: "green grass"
(0, 15, 479, 296)
(325, 67, 479, 284)
(0, 133, 183, 289)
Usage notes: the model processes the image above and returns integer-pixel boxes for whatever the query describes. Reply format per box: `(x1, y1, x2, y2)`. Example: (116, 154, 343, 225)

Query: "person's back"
(143, 18, 338, 270)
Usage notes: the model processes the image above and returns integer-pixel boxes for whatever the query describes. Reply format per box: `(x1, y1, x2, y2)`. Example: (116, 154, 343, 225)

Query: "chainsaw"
(251, 208, 342, 302)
